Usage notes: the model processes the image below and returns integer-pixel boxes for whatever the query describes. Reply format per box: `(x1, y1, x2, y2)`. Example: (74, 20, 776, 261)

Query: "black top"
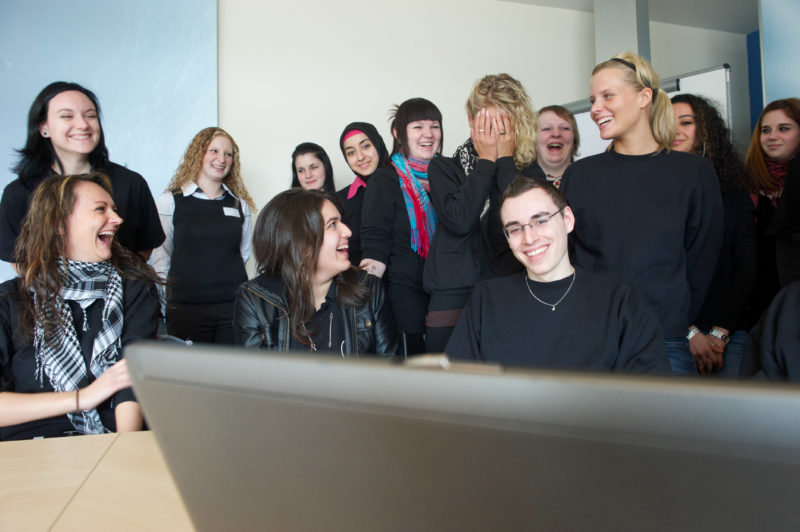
(424, 155, 546, 310)
(360, 165, 429, 333)
(168, 192, 247, 304)
(0, 162, 165, 262)
(767, 156, 800, 241)
(741, 281, 800, 380)
(445, 268, 670, 374)
(0, 277, 160, 440)
(336, 185, 366, 266)
(288, 281, 346, 354)
(561, 149, 723, 338)
(694, 189, 757, 332)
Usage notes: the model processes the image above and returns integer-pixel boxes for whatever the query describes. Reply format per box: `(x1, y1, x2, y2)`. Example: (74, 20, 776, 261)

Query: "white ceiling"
(503, 0, 758, 34)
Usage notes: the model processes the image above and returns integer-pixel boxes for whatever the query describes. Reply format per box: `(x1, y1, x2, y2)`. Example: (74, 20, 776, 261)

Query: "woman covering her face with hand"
(291, 142, 336, 192)
(336, 122, 390, 265)
(233, 188, 397, 356)
(0, 82, 164, 265)
(360, 98, 443, 356)
(670, 93, 756, 375)
(423, 74, 544, 352)
(151, 127, 255, 345)
(0, 172, 161, 440)
(535, 105, 580, 188)
(560, 52, 723, 376)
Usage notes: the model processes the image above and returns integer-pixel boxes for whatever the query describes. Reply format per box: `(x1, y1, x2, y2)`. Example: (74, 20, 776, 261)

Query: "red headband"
(342, 129, 365, 143)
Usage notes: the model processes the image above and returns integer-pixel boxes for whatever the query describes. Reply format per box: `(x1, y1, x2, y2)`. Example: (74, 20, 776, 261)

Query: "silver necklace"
(524, 271, 576, 311)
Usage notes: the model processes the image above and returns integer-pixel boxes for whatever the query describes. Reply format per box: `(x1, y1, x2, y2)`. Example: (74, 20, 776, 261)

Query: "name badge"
(223, 207, 240, 218)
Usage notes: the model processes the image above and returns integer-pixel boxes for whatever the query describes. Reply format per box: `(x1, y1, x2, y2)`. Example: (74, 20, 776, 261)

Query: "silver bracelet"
(709, 329, 730, 345)
(686, 325, 701, 340)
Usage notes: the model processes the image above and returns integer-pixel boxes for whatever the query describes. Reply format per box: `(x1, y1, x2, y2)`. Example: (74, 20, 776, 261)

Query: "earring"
(42, 131, 49, 137)
(701, 141, 706, 158)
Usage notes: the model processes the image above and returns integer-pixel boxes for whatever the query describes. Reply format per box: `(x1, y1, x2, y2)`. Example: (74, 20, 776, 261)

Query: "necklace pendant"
(552, 305, 556, 311)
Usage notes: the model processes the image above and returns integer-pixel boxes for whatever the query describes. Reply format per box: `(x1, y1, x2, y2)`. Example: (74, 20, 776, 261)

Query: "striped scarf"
(392, 153, 438, 258)
(33, 259, 124, 435)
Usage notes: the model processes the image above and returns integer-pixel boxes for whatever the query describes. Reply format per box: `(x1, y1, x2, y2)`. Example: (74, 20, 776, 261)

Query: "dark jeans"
(664, 337, 698, 376)
(166, 300, 235, 345)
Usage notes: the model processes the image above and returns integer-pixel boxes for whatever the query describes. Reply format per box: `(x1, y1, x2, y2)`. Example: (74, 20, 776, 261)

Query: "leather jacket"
(232, 272, 397, 357)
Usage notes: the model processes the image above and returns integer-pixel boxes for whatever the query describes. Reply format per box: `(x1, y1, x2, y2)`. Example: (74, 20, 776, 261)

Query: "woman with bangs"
(151, 127, 255, 344)
(560, 52, 723, 376)
(360, 98, 443, 356)
(535, 105, 580, 188)
(745, 98, 800, 318)
(336, 122, 391, 265)
(424, 74, 544, 352)
(670, 93, 756, 375)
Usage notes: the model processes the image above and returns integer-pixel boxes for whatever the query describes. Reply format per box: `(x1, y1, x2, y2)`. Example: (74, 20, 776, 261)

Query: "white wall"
(650, 21, 751, 150)
(218, 0, 596, 209)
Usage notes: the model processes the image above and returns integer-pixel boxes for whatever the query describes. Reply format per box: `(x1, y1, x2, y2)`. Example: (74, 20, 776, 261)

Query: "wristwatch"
(709, 329, 730, 345)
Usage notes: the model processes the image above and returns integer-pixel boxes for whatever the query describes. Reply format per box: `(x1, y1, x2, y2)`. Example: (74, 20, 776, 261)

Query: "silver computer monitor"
(126, 341, 800, 532)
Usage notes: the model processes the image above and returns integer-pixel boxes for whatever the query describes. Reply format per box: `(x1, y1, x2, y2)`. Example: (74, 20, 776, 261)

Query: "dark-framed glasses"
(503, 207, 565, 239)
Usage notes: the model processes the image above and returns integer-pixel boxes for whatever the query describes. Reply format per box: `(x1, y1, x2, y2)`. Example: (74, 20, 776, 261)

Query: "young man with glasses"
(446, 177, 670, 373)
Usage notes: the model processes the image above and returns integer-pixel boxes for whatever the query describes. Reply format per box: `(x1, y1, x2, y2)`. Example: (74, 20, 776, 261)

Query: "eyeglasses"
(503, 207, 564, 239)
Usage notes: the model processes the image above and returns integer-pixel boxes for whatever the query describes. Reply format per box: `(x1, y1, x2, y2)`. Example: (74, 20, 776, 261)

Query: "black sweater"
(694, 189, 757, 332)
(423, 155, 546, 310)
(360, 166, 429, 333)
(741, 281, 800, 379)
(561, 150, 723, 338)
(446, 269, 670, 374)
(0, 162, 164, 262)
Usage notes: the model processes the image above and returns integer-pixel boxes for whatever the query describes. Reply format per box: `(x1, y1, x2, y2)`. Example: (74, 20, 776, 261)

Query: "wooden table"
(0, 431, 194, 531)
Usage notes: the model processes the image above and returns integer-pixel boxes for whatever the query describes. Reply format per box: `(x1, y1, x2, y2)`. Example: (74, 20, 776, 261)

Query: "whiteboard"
(564, 64, 732, 159)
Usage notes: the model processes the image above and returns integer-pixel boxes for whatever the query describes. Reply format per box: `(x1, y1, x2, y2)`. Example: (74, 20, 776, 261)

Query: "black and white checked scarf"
(33, 259, 124, 434)
(453, 138, 490, 219)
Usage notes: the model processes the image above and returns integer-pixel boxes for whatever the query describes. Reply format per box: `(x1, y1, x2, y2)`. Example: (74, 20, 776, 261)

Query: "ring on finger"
(499, 131, 507, 135)
(479, 129, 485, 133)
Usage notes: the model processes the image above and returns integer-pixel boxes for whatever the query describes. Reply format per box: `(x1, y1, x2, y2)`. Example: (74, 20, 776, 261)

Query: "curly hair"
(592, 52, 675, 151)
(165, 127, 255, 210)
(745, 98, 800, 192)
(253, 188, 367, 345)
(466, 74, 538, 169)
(670, 94, 749, 194)
(14, 172, 160, 340)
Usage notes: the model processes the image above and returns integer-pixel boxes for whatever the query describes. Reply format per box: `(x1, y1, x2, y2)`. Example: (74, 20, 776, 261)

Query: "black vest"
(168, 191, 247, 304)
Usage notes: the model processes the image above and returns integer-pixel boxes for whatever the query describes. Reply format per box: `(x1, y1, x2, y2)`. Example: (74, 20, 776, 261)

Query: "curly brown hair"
(14, 172, 161, 340)
(670, 94, 749, 194)
(165, 127, 255, 210)
(466, 74, 538, 169)
(745, 98, 800, 192)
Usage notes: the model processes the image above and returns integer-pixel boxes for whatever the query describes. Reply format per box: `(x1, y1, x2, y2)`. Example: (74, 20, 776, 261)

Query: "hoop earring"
(701, 141, 706, 158)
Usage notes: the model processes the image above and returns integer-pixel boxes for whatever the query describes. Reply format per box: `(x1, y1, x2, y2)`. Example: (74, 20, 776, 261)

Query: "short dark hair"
(290, 142, 336, 192)
(389, 97, 443, 156)
(501, 176, 567, 211)
(14, 82, 109, 188)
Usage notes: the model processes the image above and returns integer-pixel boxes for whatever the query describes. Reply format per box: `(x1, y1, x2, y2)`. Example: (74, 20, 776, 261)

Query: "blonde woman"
(151, 127, 256, 344)
(423, 74, 543, 352)
(560, 52, 723, 376)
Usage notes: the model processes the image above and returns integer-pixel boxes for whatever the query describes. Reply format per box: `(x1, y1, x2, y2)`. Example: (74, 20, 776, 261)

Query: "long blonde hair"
(166, 127, 255, 210)
(592, 52, 675, 151)
(465, 74, 537, 169)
